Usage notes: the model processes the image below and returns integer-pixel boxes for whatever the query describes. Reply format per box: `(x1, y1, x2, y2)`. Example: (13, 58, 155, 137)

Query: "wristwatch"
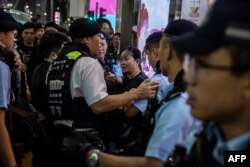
(86, 149, 100, 167)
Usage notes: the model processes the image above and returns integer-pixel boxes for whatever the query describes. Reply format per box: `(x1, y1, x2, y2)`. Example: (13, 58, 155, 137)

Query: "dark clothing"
(104, 53, 120, 73)
(119, 71, 147, 93)
(16, 41, 41, 84)
(45, 43, 104, 167)
(114, 71, 148, 155)
(16, 41, 41, 100)
(48, 42, 100, 128)
(31, 60, 51, 121)
(108, 46, 119, 57)
(98, 53, 122, 94)
(165, 70, 186, 100)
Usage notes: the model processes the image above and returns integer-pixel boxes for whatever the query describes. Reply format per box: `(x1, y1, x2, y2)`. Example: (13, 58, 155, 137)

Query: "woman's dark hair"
(122, 46, 142, 70)
(122, 46, 141, 60)
(39, 31, 70, 58)
(96, 18, 112, 30)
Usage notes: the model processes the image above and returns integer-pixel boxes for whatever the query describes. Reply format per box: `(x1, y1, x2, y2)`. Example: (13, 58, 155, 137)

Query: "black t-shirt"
(119, 71, 147, 93)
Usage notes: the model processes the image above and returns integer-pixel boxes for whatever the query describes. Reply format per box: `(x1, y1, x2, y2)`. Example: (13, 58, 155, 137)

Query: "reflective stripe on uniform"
(66, 51, 82, 59)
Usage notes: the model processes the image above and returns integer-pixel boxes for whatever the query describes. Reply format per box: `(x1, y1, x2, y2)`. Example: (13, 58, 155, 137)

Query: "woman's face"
(101, 22, 111, 35)
(120, 50, 140, 75)
(97, 39, 108, 58)
(112, 35, 120, 48)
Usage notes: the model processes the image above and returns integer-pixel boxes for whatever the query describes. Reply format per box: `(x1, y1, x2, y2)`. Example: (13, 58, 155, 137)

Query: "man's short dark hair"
(22, 22, 36, 31)
(35, 23, 44, 31)
(145, 31, 163, 50)
(39, 31, 70, 58)
(45, 22, 60, 31)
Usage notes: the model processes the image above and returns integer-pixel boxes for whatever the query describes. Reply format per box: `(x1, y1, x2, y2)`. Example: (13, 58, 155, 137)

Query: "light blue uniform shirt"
(133, 73, 170, 112)
(145, 92, 200, 161)
(0, 60, 11, 110)
(185, 123, 250, 165)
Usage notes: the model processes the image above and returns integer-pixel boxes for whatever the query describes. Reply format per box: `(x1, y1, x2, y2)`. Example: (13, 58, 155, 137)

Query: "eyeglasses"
(183, 54, 238, 82)
(99, 33, 105, 40)
(13, 30, 18, 37)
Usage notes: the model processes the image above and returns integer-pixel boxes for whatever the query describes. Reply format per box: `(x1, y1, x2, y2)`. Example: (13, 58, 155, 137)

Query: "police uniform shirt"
(145, 91, 200, 162)
(70, 56, 108, 105)
(185, 122, 250, 165)
(132, 73, 170, 113)
(0, 60, 11, 110)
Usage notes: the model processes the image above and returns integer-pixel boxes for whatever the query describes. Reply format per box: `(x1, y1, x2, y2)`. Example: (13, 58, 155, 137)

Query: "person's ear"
(158, 36, 171, 61)
(165, 42, 172, 60)
(135, 59, 141, 66)
(83, 37, 90, 45)
(152, 48, 159, 60)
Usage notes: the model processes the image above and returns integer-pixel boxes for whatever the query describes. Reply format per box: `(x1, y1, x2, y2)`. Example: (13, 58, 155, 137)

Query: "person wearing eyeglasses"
(61, 19, 200, 167)
(164, 0, 250, 166)
(0, 10, 18, 167)
(46, 18, 158, 167)
(97, 31, 123, 95)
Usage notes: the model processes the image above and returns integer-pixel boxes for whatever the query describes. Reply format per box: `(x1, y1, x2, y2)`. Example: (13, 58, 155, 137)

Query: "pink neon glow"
(89, 0, 117, 15)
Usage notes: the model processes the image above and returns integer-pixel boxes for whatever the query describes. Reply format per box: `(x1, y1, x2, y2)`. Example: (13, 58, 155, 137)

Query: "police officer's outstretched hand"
(134, 79, 159, 99)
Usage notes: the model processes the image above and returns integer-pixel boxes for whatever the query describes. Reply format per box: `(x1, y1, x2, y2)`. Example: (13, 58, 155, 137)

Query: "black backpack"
(8, 99, 54, 165)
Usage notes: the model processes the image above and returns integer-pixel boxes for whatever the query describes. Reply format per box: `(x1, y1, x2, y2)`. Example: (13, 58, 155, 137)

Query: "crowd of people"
(0, 0, 250, 167)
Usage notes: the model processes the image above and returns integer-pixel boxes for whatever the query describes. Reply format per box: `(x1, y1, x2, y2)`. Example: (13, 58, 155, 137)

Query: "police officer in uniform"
(0, 10, 18, 167)
(165, 0, 250, 166)
(47, 18, 157, 166)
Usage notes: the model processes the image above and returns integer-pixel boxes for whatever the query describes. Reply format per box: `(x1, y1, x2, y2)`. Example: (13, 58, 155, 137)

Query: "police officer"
(166, 0, 250, 166)
(0, 10, 18, 167)
(47, 18, 157, 167)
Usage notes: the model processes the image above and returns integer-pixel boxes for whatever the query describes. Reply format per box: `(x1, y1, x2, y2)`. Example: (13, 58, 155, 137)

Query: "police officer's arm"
(0, 110, 17, 167)
(87, 149, 164, 167)
(90, 80, 158, 114)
